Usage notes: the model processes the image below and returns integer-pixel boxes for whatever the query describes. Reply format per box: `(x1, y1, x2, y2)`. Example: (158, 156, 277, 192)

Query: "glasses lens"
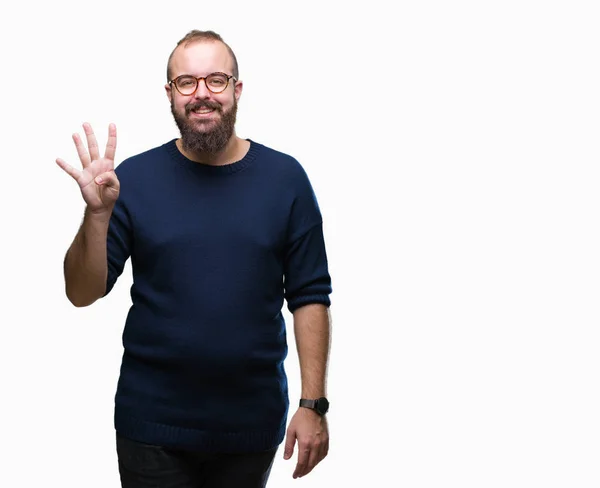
(206, 74, 228, 93)
(175, 76, 198, 95)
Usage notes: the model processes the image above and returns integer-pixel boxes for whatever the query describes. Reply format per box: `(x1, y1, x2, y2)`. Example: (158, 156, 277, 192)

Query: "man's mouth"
(191, 107, 215, 114)
(188, 103, 220, 117)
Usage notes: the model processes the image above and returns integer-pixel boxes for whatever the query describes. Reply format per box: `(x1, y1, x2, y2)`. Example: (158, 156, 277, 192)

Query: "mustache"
(185, 101, 222, 115)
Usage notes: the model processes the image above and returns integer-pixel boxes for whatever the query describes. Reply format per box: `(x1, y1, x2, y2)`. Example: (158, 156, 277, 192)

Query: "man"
(56, 30, 333, 488)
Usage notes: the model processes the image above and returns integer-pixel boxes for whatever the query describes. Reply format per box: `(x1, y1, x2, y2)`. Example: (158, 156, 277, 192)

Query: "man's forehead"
(171, 40, 232, 74)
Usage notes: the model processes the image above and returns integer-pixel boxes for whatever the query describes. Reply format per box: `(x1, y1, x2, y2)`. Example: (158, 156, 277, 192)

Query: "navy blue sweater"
(104, 139, 332, 452)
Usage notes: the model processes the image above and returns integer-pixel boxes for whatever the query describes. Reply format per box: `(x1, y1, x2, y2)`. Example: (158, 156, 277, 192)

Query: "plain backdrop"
(1, 1, 599, 487)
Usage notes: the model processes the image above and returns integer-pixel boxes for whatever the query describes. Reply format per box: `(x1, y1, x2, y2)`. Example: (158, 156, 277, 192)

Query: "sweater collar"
(165, 138, 259, 176)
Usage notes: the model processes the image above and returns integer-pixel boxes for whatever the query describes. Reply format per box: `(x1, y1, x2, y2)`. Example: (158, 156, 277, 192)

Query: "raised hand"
(56, 122, 120, 214)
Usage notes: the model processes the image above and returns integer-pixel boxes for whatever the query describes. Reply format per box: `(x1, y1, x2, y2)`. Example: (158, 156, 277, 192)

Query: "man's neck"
(176, 134, 249, 166)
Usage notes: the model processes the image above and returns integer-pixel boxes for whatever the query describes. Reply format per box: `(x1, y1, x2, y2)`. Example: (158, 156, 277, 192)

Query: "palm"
(56, 123, 119, 212)
(79, 157, 116, 209)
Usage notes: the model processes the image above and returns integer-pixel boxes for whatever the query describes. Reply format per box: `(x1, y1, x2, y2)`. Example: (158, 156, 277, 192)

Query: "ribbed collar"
(165, 138, 259, 176)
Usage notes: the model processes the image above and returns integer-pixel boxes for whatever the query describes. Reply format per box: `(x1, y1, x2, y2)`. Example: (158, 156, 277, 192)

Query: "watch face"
(316, 397, 329, 415)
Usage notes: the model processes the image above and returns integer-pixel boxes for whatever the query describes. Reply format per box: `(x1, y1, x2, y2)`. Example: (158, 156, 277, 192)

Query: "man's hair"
(167, 30, 239, 82)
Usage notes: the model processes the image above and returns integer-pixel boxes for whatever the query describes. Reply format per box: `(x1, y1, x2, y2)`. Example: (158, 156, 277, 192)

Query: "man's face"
(166, 41, 242, 154)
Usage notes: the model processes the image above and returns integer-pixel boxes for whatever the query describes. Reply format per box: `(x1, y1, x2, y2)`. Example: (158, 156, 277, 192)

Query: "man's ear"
(165, 83, 173, 103)
(234, 80, 243, 102)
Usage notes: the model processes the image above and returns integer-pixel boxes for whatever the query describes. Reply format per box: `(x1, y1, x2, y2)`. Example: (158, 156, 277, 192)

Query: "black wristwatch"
(299, 397, 329, 416)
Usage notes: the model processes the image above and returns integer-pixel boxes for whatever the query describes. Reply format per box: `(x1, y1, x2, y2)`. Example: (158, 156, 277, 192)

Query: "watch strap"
(299, 399, 318, 409)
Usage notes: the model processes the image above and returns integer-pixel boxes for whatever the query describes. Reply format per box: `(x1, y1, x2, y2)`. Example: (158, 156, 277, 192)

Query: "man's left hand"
(283, 407, 329, 479)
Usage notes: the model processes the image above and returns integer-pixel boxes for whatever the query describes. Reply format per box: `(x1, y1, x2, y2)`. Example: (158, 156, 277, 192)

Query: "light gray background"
(1, 0, 598, 486)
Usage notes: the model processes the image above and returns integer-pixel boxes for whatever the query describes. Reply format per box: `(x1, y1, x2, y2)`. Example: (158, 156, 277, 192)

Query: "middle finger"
(83, 122, 101, 162)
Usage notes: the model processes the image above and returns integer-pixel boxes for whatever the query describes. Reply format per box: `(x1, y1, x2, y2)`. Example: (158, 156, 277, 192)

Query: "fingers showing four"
(59, 122, 116, 175)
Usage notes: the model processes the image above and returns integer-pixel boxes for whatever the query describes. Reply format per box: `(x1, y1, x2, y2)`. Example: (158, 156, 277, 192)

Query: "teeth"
(194, 108, 213, 113)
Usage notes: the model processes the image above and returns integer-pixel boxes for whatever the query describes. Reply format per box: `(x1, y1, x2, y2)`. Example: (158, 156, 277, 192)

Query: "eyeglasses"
(169, 72, 237, 95)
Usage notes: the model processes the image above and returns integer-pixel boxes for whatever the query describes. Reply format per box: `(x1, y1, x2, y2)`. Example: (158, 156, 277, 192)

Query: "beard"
(171, 96, 238, 155)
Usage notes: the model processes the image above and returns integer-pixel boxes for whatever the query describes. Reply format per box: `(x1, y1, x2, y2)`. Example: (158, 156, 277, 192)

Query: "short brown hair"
(167, 30, 239, 82)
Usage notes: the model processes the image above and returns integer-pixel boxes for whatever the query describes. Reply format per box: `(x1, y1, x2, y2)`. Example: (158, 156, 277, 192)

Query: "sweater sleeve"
(103, 180, 133, 297)
(283, 163, 332, 313)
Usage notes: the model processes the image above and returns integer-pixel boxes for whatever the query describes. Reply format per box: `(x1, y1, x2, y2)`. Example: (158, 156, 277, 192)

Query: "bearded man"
(57, 30, 333, 488)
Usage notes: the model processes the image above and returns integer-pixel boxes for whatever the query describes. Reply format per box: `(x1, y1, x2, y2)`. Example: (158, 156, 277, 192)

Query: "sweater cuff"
(287, 294, 331, 314)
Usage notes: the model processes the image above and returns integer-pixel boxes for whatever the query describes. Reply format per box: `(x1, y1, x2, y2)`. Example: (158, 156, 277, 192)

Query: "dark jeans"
(116, 433, 277, 488)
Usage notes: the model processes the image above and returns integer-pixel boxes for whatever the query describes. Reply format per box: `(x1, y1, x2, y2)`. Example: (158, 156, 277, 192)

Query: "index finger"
(104, 123, 117, 161)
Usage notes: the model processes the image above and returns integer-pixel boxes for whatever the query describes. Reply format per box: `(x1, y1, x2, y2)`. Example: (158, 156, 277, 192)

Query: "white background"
(1, 0, 599, 486)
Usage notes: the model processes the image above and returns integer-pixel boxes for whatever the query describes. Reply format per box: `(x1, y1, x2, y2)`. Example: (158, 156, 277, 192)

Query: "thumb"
(95, 171, 119, 190)
(283, 428, 296, 460)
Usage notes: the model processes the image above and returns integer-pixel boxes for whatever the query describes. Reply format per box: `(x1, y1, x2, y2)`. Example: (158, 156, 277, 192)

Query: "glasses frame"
(169, 72, 238, 95)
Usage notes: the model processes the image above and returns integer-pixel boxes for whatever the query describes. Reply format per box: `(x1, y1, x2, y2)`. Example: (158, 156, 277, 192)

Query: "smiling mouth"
(192, 108, 215, 114)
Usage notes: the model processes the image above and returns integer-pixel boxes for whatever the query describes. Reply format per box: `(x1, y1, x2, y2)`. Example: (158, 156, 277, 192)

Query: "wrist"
(85, 205, 113, 222)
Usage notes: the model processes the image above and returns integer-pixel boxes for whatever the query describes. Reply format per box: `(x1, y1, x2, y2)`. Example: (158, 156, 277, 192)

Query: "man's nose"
(193, 79, 211, 99)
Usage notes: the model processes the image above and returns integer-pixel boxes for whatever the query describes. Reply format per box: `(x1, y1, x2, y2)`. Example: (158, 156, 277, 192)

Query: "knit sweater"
(104, 138, 332, 453)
